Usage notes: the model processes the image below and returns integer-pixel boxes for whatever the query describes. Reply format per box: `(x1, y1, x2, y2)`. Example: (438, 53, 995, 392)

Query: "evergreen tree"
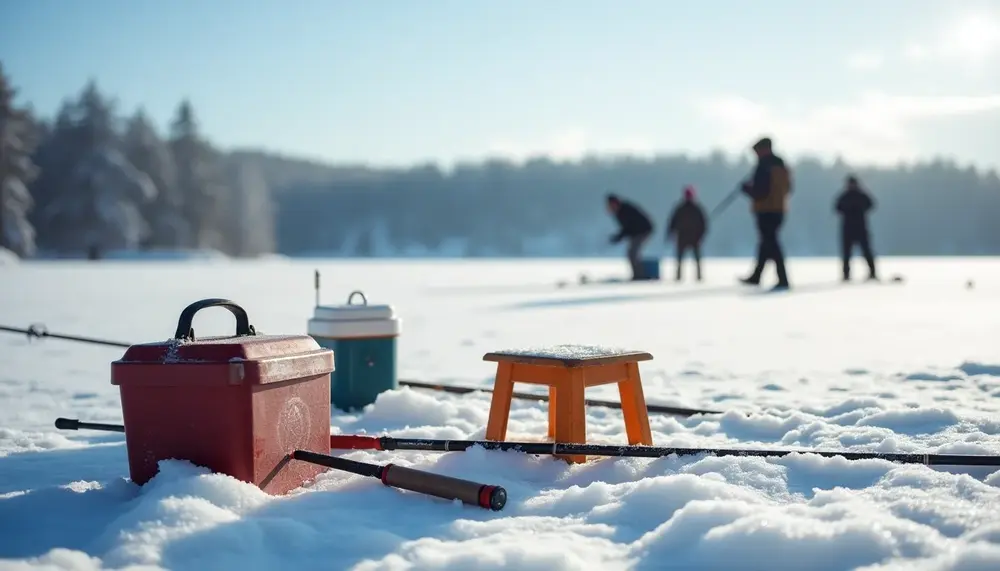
(0, 63, 40, 257)
(124, 109, 187, 248)
(169, 100, 226, 250)
(33, 80, 155, 254)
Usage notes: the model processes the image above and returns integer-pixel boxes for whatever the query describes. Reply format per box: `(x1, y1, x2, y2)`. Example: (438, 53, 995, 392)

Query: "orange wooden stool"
(483, 345, 654, 463)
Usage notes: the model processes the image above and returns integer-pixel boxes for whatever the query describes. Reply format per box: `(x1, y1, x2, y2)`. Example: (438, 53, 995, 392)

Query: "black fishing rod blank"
(708, 185, 743, 219)
(64, 418, 1000, 469)
(4, 317, 722, 418)
(0, 324, 130, 348)
(328, 434, 1000, 467)
(399, 379, 720, 417)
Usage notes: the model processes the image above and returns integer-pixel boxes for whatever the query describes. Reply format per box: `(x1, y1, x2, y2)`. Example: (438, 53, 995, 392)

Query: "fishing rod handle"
(54, 418, 126, 433)
(54, 418, 80, 430)
(329, 434, 383, 450)
(379, 464, 506, 511)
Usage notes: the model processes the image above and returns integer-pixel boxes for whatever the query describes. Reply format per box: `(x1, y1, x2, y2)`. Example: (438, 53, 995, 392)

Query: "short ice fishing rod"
(399, 379, 720, 417)
(327, 434, 1000, 467)
(7, 324, 721, 418)
(55, 418, 507, 511)
(0, 324, 130, 348)
(708, 184, 744, 219)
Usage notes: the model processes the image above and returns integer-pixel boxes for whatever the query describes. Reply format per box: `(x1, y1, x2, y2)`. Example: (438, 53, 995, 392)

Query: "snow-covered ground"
(0, 248, 18, 266)
(2, 257, 1000, 571)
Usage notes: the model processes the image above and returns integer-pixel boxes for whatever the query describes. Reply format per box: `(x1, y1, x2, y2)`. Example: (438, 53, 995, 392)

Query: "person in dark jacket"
(606, 193, 654, 280)
(667, 185, 708, 282)
(835, 174, 877, 281)
(739, 137, 792, 291)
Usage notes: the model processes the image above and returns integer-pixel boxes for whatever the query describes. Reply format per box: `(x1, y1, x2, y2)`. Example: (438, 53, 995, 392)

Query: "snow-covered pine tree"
(30, 105, 78, 251)
(124, 109, 189, 248)
(35, 81, 156, 255)
(169, 100, 227, 251)
(0, 63, 40, 258)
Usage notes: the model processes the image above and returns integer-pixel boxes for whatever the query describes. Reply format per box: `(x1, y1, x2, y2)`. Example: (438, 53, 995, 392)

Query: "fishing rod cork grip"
(380, 464, 507, 511)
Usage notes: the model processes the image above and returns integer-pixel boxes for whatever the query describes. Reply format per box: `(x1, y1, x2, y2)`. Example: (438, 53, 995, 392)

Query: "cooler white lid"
(312, 290, 397, 322)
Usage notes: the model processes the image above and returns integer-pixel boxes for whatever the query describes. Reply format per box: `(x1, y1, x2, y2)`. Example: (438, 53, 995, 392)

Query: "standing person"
(606, 193, 654, 280)
(666, 185, 708, 282)
(835, 174, 878, 281)
(739, 137, 793, 291)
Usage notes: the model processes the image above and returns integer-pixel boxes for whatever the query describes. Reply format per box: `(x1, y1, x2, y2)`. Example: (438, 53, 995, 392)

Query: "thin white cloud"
(485, 129, 656, 163)
(695, 92, 1000, 166)
(902, 43, 929, 63)
(902, 11, 1000, 71)
(845, 51, 885, 71)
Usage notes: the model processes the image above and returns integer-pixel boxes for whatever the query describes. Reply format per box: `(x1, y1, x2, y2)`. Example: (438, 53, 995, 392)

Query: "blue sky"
(2, 0, 998, 169)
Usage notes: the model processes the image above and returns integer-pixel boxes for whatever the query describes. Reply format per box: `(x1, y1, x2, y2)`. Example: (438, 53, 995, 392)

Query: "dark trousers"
(675, 240, 702, 281)
(626, 232, 651, 280)
(841, 227, 876, 279)
(748, 212, 789, 285)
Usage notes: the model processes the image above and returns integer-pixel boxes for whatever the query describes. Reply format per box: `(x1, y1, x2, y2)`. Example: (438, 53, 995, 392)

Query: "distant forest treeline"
(275, 154, 1000, 257)
(2, 66, 999, 259)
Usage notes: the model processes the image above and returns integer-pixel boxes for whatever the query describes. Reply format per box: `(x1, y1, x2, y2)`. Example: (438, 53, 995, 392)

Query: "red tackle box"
(111, 298, 334, 495)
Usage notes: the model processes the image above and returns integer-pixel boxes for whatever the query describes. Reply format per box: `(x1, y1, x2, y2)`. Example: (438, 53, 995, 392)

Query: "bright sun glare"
(942, 12, 1000, 64)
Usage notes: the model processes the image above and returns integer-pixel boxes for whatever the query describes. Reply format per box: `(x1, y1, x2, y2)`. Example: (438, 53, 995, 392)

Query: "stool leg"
(553, 369, 586, 463)
(618, 362, 653, 445)
(485, 362, 515, 441)
(547, 385, 557, 438)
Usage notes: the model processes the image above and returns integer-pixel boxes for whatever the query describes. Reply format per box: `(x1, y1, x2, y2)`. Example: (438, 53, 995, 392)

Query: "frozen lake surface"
(2, 256, 1000, 570)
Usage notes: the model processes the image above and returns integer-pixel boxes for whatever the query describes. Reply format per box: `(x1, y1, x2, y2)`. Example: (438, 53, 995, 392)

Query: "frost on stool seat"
(483, 344, 654, 463)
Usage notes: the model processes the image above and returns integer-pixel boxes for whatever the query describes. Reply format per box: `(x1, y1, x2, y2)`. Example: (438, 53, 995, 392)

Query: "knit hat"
(683, 185, 696, 200)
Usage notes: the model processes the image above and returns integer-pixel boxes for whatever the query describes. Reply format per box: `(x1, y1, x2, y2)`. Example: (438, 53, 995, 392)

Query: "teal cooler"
(641, 258, 661, 280)
(307, 291, 402, 412)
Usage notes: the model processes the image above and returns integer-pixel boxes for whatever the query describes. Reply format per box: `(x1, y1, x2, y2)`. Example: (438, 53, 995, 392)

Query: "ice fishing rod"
(54, 418, 506, 511)
(7, 325, 721, 417)
(58, 418, 1000, 467)
(326, 434, 1000, 467)
(54, 418, 125, 433)
(708, 185, 744, 219)
(399, 379, 720, 417)
(0, 324, 131, 348)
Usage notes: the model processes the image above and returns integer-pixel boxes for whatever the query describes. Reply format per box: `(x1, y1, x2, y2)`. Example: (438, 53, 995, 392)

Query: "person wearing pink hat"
(666, 185, 708, 282)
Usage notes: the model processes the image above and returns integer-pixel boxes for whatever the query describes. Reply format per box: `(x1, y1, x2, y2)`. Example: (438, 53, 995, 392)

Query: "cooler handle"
(173, 298, 257, 341)
(347, 291, 368, 306)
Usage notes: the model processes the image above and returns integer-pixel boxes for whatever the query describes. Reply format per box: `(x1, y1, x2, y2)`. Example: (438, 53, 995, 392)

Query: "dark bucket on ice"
(640, 258, 661, 280)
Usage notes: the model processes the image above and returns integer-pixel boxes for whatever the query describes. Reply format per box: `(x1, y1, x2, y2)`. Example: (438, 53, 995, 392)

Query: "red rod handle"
(330, 434, 381, 450)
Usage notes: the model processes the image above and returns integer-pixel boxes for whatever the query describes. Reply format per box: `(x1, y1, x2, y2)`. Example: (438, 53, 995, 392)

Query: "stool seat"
(483, 344, 654, 463)
(483, 345, 653, 368)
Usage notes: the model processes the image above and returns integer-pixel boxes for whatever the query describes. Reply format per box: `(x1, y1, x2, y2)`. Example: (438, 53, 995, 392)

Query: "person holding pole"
(738, 137, 792, 291)
(666, 185, 708, 282)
